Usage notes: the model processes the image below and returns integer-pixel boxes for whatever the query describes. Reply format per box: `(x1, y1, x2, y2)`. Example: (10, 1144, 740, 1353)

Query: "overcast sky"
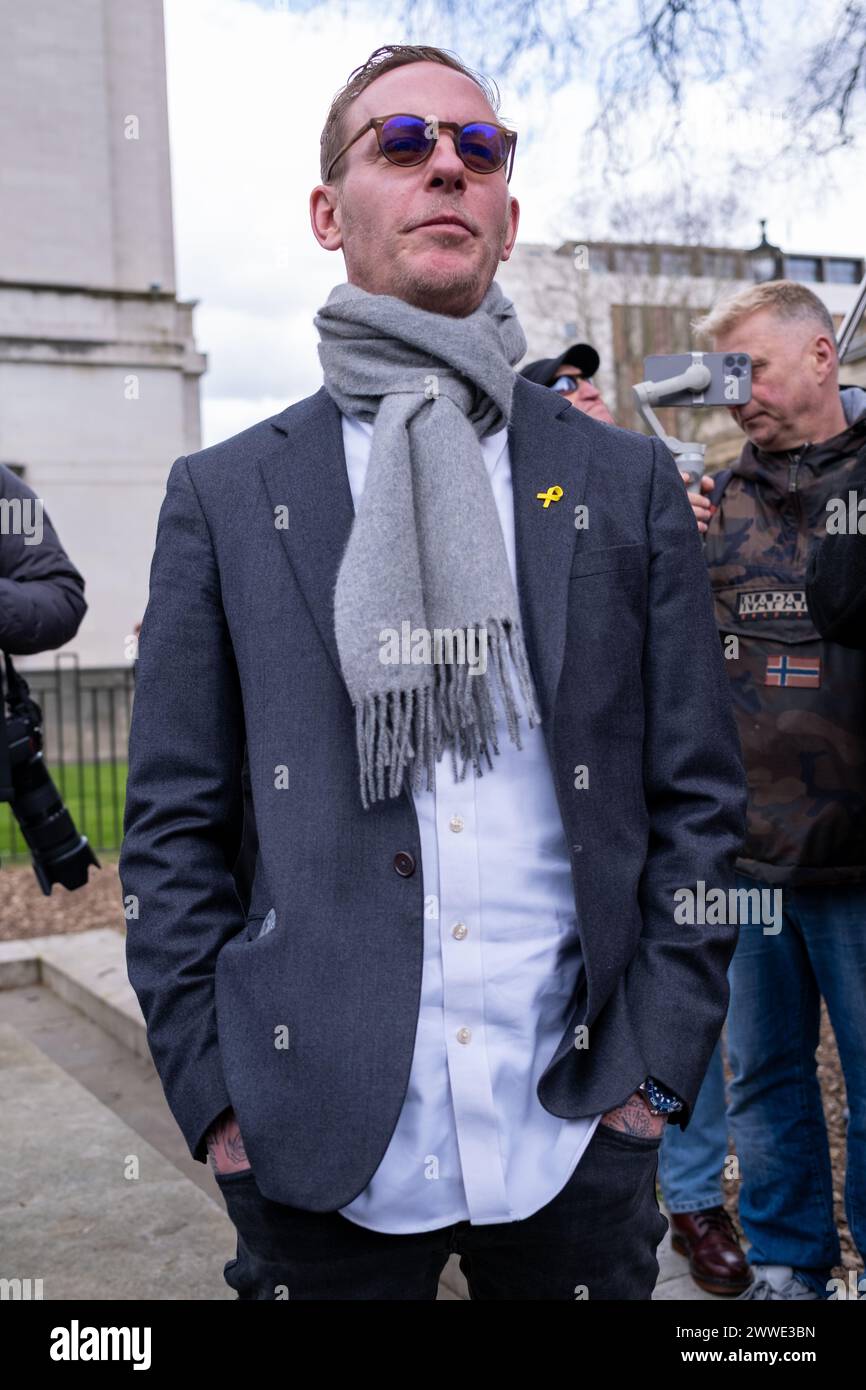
(162, 0, 865, 447)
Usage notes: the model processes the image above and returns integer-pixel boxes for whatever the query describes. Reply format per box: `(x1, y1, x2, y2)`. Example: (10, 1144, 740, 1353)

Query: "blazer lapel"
(259, 386, 355, 687)
(258, 378, 590, 721)
(508, 375, 591, 723)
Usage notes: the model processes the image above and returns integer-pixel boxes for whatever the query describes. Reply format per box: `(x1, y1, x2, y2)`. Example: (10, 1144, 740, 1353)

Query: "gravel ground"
(0, 856, 859, 1283)
(0, 855, 125, 942)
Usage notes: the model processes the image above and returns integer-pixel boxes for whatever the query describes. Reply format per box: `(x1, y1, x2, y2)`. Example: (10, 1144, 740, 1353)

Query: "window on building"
(784, 256, 821, 282)
(702, 251, 740, 279)
(613, 247, 654, 275)
(840, 301, 866, 367)
(670, 305, 692, 347)
(824, 258, 862, 285)
(589, 247, 611, 272)
(626, 303, 646, 358)
(563, 322, 578, 338)
(658, 250, 693, 276)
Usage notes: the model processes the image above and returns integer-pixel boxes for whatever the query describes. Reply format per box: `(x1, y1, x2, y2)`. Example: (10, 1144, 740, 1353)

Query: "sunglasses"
(325, 112, 518, 183)
(550, 373, 591, 393)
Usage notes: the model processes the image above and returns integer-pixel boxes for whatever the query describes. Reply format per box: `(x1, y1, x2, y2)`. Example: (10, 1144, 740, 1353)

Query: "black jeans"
(213, 1121, 669, 1300)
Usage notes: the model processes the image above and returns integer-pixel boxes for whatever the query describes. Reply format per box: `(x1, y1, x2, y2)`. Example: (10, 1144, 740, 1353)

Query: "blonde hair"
(692, 279, 837, 347)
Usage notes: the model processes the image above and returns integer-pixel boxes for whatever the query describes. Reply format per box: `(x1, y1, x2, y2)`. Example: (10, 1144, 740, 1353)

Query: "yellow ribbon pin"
(536, 485, 563, 508)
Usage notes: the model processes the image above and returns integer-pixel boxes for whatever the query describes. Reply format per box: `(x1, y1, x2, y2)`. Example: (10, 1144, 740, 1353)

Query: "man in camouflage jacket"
(679, 280, 866, 1303)
(704, 381, 866, 882)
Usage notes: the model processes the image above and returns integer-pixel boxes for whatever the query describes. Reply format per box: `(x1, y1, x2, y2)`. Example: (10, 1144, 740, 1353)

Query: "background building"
(497, 225, 865, 467)
(0, 0, 205, 674)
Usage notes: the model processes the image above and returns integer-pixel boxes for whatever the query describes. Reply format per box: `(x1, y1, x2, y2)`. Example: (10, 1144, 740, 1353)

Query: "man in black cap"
(520, 342, 615, 424)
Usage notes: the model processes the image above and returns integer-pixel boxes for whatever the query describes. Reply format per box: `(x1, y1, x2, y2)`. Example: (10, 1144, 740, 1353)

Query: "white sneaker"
(736, 1264, 822, 1300)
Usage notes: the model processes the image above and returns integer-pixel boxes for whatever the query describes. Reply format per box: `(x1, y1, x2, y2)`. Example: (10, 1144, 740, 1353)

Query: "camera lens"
(724, 355, 735, 366)
(737, 355, 748, 366)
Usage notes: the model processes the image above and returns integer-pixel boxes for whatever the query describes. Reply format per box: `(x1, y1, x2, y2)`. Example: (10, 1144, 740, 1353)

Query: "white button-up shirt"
(337, 412, 602, 1234)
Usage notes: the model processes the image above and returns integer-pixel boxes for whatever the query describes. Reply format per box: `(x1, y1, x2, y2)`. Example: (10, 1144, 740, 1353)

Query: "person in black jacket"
(0, 465, 87, 867)
(806, 520, 866, 649)
(0, 464, 87, 653)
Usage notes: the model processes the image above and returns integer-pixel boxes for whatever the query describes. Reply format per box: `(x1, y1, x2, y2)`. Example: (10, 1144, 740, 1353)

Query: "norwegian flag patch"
(764, 654, 821, 687)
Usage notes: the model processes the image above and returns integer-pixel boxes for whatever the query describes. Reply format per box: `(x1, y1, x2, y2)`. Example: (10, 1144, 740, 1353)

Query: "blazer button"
(393, 851, 416, 877)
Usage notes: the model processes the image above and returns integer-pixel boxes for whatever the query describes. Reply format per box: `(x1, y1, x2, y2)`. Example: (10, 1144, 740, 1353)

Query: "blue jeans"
(659, 1034, 729, 1214)
(725, 873, 866, 1296)
(660, 874, 866, 1298)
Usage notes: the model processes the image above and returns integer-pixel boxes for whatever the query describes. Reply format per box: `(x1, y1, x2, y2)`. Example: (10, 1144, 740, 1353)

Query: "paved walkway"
(0, 930, 718, 1301)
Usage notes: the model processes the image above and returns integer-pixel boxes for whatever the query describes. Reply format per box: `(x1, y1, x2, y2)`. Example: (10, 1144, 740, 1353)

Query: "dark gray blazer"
(120, 377, 747, 1210)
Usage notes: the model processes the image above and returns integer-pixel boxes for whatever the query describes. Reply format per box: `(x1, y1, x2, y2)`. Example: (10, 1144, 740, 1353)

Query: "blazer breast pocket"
(569, 541, 648, 582)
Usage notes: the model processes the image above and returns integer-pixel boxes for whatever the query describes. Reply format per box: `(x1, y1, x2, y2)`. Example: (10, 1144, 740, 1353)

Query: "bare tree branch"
(278, 0, 866, 175)
(796, 0, 866, 149)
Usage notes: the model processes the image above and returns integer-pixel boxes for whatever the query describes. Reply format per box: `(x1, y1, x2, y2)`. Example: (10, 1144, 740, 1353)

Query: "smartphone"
(643, 351, 752, 408)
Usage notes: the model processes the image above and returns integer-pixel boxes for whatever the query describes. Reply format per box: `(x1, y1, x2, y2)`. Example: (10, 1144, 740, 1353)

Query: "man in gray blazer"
(120, 42, 747, 1300)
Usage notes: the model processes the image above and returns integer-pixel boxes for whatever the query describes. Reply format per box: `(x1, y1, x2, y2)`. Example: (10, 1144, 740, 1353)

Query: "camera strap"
(0, 651, 43, 801)
(0, 654, 13, 800)
(2, 651, 43, 723)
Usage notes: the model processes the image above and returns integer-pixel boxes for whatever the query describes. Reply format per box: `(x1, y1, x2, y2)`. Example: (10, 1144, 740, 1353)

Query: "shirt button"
(393, 851, 416, 877)
(451, 922, 468, 939)
(449, 814, 464, 833)
(456, 1027, 472, 1044)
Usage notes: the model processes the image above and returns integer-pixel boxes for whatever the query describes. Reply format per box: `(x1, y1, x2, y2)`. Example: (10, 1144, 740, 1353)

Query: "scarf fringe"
(353, 618, 541, 810)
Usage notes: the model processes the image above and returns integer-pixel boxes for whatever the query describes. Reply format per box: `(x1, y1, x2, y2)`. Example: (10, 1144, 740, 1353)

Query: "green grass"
(0, 758, 128, 860)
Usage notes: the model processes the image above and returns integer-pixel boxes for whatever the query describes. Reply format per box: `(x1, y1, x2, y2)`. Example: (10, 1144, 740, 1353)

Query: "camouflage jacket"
(704, 384, 866, 885)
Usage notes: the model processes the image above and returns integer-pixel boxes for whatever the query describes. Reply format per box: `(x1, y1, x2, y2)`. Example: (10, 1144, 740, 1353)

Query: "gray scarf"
(314, 279, 540, 810)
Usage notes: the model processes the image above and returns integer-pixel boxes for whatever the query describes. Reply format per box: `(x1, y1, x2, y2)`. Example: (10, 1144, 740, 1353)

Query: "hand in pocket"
(600, 1090, 666, 1139)
(206, 1105, 252, 1175)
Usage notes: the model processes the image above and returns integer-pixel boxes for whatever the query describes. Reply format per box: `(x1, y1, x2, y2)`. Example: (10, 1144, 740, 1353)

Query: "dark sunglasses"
(550, 373, 592, 392)
(325, 112, 518, 183)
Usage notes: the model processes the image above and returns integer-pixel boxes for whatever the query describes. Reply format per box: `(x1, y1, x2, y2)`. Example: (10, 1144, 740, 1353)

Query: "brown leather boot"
(669, 1207, 751, 1296)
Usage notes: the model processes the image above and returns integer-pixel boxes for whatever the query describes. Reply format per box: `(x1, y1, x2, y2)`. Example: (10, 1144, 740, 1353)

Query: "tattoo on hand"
(601, 1091, 665, 1137)
(206, 1109, 251, 1174)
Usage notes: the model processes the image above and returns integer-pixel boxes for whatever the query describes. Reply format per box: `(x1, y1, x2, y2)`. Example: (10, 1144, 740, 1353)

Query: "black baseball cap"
(519, 342, 600, 386)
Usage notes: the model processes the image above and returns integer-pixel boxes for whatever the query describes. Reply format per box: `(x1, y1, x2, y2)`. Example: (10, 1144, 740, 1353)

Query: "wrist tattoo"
(206, 1110, 249, 1173)
(602, 1091, 665, 1137)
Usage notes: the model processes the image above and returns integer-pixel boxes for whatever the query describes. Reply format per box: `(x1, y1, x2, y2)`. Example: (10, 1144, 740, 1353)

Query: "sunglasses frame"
(325, 112, 518, 183)
(551, 372, 592, 392)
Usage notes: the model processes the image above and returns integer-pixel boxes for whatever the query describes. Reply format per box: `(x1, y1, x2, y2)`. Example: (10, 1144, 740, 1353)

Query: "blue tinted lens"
(381, 115, 431, 162)
(458, 122, 507, 171)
